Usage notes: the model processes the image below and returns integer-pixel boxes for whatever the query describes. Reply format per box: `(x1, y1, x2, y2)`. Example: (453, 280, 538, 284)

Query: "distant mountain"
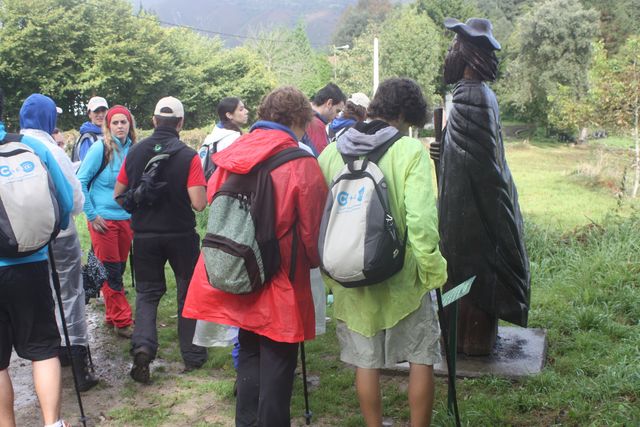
(131, 0, 360, 48)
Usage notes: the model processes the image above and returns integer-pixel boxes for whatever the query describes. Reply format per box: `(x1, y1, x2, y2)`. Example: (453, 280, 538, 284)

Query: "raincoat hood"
(212, 120, 299, 174)
(336, 120, 399, 156)
(79, 121, 103, 135)
(19, 94, 57, 135)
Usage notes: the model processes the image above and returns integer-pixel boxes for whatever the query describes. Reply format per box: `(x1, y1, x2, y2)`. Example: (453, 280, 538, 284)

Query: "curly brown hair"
(368, 78, 429, 127)
(257, 86, 313, 129)
(342, 101, 367, 122)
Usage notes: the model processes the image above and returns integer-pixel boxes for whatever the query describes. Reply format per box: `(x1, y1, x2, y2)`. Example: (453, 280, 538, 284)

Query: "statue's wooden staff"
(431, 107, 461, 427)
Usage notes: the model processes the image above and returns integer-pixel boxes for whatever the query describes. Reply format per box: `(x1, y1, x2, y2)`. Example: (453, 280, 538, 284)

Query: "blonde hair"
(102, 115, 138, 164)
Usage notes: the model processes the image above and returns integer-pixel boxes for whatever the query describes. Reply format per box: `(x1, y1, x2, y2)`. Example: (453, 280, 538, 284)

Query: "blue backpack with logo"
(0, 133, 61, 257)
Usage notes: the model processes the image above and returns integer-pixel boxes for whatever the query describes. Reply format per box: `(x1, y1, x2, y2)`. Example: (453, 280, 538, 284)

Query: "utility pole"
(373, 37, 379, 95)
(333, 44, 349, 80)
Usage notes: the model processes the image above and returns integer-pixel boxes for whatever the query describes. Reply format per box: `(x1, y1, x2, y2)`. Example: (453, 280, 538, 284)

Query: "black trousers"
(235, 329, 299, 427)
(130, 231, 206, 366)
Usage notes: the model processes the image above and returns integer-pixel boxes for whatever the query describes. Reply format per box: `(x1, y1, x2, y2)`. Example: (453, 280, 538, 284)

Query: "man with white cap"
(114, 96, 208, 383)
(72, 96, 108, 162)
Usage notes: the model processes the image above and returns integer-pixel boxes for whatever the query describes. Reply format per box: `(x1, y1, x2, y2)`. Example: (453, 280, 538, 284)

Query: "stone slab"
(385, 326, 547, 380)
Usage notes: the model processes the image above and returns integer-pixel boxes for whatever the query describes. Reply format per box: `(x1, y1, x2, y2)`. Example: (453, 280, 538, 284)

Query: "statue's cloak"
(438, 79, 530, 326)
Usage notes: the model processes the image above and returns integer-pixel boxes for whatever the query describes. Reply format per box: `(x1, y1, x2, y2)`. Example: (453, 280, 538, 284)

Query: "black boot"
(70, 345, 99, 392)
(58, 346, 71, 367)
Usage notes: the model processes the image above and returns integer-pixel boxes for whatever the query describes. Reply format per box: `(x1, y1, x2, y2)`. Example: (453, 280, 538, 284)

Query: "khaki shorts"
(336, 292, 441, 369)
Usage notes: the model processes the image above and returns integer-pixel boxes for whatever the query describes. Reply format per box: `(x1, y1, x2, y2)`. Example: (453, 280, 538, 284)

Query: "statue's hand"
(429, 140, 441, 162)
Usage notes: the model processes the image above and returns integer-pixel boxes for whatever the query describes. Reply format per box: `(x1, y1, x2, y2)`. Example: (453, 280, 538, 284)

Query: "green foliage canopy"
(497, 0, 599, 125)
(0, 0, 273, 129)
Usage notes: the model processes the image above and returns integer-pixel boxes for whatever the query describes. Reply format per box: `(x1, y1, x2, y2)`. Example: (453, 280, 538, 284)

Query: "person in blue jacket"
(76, 105, 136, 338)
(0, 89, 74, 427)
(73, 96, 108, 162)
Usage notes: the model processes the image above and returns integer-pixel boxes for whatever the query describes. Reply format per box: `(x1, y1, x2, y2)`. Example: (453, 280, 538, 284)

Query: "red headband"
(106, 105, 133, 127)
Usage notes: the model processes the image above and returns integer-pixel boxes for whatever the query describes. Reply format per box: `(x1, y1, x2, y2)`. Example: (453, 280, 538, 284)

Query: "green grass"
(76, 137, 640, 426)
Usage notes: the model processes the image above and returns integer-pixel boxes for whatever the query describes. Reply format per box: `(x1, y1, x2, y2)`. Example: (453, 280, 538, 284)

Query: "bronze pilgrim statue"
(435, 17, 531, 356)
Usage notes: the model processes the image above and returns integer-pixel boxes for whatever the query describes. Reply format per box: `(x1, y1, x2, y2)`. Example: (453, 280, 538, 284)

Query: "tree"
(332, 0, 393, 48)
(0, 0, 92, 128)
(497, 0, 599, 125)
(338, 7, 441, 103)
(247, 24, 331, 97)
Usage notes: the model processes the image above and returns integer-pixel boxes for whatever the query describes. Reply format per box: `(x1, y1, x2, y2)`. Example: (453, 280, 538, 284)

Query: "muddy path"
(12, 302, 237, 427)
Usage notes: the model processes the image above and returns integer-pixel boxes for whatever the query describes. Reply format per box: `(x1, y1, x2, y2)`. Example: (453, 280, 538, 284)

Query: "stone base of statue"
(386, 326, 547, 379)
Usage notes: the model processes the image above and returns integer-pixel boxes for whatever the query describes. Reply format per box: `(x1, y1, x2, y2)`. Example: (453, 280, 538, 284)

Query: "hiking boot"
(130, 351, 152, 384)
(114, 325, 133, 338)
(70, 346, 99, 392)
(181, 361, 204, 374)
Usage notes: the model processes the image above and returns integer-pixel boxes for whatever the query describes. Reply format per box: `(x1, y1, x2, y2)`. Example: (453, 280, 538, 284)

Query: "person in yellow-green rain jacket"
(318, 77, 447, 427)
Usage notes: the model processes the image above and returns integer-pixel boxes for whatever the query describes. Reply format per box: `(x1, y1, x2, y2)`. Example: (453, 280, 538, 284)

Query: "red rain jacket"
(183, 128, 328, 343)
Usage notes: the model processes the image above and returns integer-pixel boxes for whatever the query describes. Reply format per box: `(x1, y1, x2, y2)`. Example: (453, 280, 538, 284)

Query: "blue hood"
(19, 94, 57, 134)
(329, 117, 356, 133)
(79, 121, 103, 135)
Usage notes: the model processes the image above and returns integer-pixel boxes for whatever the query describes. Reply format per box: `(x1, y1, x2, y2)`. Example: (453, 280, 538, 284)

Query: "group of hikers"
(0, 76, 446, 427)
(1, 15, 531, 427)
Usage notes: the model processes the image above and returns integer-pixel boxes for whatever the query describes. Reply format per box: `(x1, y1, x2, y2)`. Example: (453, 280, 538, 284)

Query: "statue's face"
(444, 37, 466, 84)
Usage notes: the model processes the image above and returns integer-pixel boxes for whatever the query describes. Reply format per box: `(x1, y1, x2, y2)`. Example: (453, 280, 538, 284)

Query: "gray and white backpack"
(0, 133, 61, 257)
(318, 132, 406, 287)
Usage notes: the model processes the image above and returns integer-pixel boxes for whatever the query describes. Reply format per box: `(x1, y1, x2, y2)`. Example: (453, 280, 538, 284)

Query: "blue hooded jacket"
(78, 121, 103, 160)
(19, 94, 57, 134)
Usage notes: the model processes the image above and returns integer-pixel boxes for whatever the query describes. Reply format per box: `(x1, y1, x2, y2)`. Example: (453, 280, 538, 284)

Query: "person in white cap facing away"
(327, 92, 370, 143)
(114, 96, 208, 384)
(72, 96, 109, 162)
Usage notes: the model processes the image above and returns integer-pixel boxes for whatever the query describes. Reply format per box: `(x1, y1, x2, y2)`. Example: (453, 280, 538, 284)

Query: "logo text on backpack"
(0, 161, 36, 178)
(336, 186, 365, 212)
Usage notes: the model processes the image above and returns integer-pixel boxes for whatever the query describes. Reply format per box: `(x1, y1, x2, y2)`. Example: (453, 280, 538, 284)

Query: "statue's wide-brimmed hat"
(444, 17, 501, 51)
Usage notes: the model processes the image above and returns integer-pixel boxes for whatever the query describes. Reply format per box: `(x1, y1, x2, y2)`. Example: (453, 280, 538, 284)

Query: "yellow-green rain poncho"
(318, 129, 447, 337)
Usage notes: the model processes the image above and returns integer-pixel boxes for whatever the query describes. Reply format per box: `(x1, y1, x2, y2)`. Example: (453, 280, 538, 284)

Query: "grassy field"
(74, 136, 639, 426)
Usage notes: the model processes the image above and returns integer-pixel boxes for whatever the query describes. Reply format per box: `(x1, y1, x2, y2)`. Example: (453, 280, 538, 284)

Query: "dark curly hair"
(368, 78, 429, 127)
(258, 86, 313, 129)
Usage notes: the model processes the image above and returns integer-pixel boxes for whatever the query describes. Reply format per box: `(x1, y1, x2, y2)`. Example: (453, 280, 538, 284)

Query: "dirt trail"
(12, 303, 237, 427)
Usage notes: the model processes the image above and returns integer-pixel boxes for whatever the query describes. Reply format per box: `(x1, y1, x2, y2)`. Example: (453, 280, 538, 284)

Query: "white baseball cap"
(87, 96, 108, 112)
(154, 96, 184, 118)
(348, 92, 370, 109)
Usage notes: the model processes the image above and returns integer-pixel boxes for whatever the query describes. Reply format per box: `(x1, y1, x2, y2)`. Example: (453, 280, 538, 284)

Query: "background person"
(183, 86, 328, 426)
(19, 94, 98, 392)
(0, 88, 74, 427)
(327, 92, 370, 143)
(301, 82, 346, 156)
(51, 128, 65, 149)
(318, 78, 447, 427)
(77, 105, 136, 338)
(73, 96, 108, 162)
(199, 97, 249, 181)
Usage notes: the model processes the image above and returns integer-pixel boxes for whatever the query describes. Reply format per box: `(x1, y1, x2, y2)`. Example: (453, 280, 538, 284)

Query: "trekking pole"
(300, 342, 312, 425)
(48, 245, 88, 427)
(432, 107, 461, 427)
(129, 241, 136, 289)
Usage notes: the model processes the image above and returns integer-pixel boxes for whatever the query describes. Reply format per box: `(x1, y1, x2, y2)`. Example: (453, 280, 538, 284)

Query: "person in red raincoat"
(183, 86, 328, 427)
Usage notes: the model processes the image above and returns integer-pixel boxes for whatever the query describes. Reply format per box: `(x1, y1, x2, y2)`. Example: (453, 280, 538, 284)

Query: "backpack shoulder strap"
(0, 133, 23, 144)
(259, 147, 314, 173)
(87, 141, 108, 190)
(367, 132, 403, 164)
